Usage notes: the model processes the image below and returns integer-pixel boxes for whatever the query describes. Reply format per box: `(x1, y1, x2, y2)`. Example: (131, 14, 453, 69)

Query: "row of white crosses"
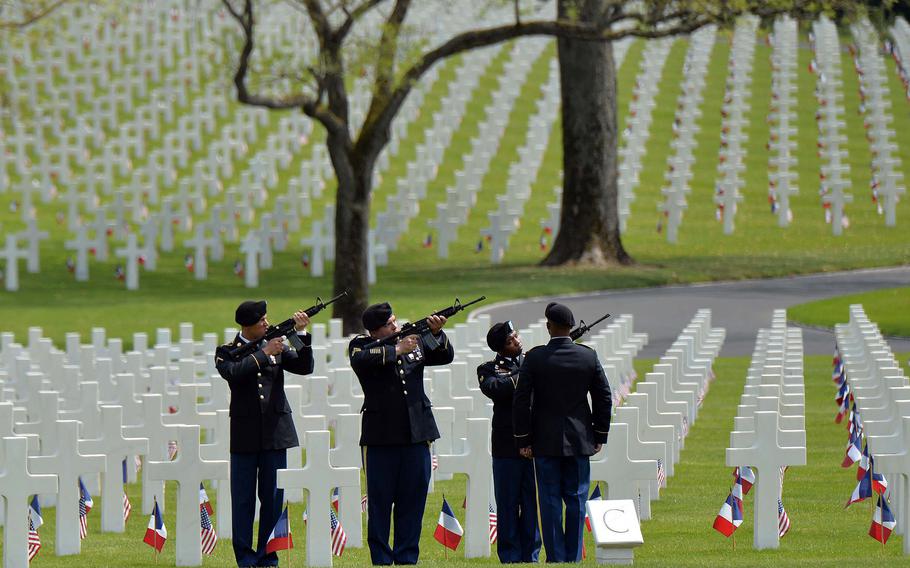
(851, 16, 907, 226)
(618, 37, 674, 234)
(811, 16, 853, 235)
(657, 26, 716, 243)
(767, 17, 800, 227)
(374, 48, 496, 255)
(427, 39, 547, 259)
(891, 17, 910, 95)
(539, 38, 632, 245)
(1, 0, 521, 291)
(726, 310, 806, 549)
(480, 56, 560, 264)
(713, 15, 758, 235)
(835, 304, 910, 555)
(597, 309, 724, 521)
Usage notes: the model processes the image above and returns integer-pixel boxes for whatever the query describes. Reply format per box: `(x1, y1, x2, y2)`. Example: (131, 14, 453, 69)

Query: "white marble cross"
(184, 224, 210, 280)
(868, 414, 910, 554)
(436, 417, 493, 558)
(123, 394, 181, 514)
(239, 229, 261, 288)
(277, 430, 360, 567)
(329, 413, 363, 548)
(146, 424, 229, 567)
(2, 234, 28, 292)
(30, 420, 106, 555)
(589, 422, 657, 518)
(20, 219, 48, 273)
(726, 407, 806, 549)
(300, 220, 330, 277)
(0, 436, 58, 568)
(80, 405, 149, 533)
(200, 409, 232, 539)
(114, 233, 143, 290)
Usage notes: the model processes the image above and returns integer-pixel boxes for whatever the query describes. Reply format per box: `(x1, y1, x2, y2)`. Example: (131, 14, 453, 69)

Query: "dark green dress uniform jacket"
(477, 354, 523, 458)
(513, 337, 612, 457)
(215, 333, 314, 453)
(349, 330, 454, 446)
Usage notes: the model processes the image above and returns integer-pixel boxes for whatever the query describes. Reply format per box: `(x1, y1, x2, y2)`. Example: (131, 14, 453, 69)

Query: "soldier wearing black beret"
(215, 300, 314, 568)
(477, 321, 541, 563)
(513, 302, 612, 563)
(348, 302, 455, 565)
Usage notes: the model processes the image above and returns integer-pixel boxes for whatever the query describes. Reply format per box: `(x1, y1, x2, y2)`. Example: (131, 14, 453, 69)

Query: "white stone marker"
(124, 394, 180, 514)
(725, 407, 806, 550)
(240, 230, 260, 288)
(1, 436, 58, 568)
(436, 417, 493, 558)
(586, 499, 643, 565)
(114, 233, 143, 290)
(80, 405, 149, 533)
(874, 415, 910, 554)
(200, 409, 232, 539)
(329, 413, 363, 548)
(589, 423, 658, 519)
(30, 420, 106, 555)
(146, 424, 229, 567)
(2, 234, 28, 291)
(21, 219, 48, 273)
(65, 226, 93, 281)
(277, 430, 360, 568)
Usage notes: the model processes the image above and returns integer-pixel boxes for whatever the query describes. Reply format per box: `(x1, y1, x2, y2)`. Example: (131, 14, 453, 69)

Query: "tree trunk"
(542, 0, 632, 266)
(326, 131, 372, 335)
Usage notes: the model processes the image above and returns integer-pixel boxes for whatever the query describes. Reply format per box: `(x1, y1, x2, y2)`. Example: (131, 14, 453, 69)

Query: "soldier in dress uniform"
(477, 321, 541, 563)
(215, 300, 314, 568)
(513, 302, 612, 563)
(348, 302, 454, 565)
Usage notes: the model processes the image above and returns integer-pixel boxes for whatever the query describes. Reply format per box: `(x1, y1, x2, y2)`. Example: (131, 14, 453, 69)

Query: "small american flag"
(200, 503, 218, 555)
(361, 494, 368, 513)
(488, 502, 498, 544)
(122, 459, 132, 523)
(432, 454, 439, 471)
(330, 508, 347, 556)
(28, 496, 42, 561)
(657, 459, 666, 489)
(331, 487, 340, 512)
(167, 440, 179, 461)
(79, 477, 93, 540)
(778, 498, 790, 538)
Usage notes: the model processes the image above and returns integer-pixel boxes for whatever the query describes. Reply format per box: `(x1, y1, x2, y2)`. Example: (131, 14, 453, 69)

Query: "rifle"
(363, 296, 486, 349)
(228, 291, 348, 359)
(570, 312, 611, 341)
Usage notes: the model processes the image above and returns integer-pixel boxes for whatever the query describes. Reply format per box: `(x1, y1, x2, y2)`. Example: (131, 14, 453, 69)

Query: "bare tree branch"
(221, 0, 348, 136)
(335, 0, 387, 40)
(0, 0, 70, 29)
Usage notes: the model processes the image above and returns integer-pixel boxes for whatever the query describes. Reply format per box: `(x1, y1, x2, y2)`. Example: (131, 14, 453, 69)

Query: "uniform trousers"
(231, 449, 287, 567)
(492, 456, 541, 562)
(533, 456, 590, 563)
(362, 443, 431, 565)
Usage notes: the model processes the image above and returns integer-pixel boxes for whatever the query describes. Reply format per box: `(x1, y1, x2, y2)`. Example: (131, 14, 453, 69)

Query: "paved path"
(469, 266, 910, 358)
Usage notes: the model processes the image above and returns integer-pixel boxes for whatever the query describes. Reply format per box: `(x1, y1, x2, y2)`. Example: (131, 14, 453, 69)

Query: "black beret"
(545, 302, 575, 328)
(362, 302, 393, 331)
(235, 300, 267, 326)
(486, 321, 515, 352)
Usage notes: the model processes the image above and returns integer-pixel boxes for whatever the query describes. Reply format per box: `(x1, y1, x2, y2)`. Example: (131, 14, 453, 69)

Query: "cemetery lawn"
(788, 287, 910, 337)
(4, 353, 908, 567)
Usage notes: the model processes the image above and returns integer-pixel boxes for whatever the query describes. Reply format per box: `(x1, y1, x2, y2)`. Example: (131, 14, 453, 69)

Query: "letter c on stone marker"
(603, 508, 629, 534)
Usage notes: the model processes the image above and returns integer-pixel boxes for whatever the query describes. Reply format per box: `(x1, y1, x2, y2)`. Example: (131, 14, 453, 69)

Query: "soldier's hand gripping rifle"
(228, 291, 348, 359)
(570, 312, 612, 341)
(363, 296, 486, 349)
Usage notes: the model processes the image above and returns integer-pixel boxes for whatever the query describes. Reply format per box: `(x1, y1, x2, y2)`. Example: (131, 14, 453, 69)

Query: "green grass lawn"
(5, 353, 908, 566)
(788, 287, 910, 337)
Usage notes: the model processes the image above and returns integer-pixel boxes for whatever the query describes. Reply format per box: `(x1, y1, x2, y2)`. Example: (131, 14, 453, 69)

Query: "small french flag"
(266, 506, 294, 553)
(433, 498, 463, 551)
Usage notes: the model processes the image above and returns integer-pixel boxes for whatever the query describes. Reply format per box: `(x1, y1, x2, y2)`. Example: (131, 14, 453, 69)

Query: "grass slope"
(788, 286, 910, 337)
